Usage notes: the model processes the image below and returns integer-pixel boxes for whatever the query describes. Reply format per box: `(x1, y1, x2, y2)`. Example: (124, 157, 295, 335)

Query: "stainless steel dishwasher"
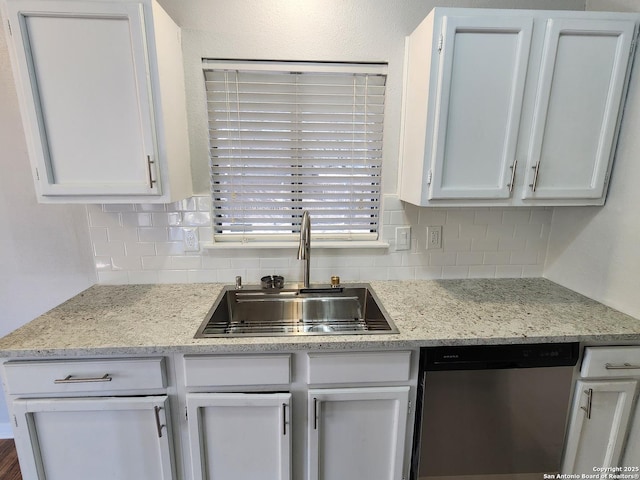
(410, 342, 580, 480)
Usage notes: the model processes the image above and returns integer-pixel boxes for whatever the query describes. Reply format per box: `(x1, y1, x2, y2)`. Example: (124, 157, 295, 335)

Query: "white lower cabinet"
(562, 346, 640, 474)
(562, 380, 637, 473)
(186, 392, 292, 480)
(308, 387, 410, 480)
(12, 395, 175, 480)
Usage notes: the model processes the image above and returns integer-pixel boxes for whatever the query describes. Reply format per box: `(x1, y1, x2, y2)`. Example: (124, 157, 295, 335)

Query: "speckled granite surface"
(1, 279, 639, 357)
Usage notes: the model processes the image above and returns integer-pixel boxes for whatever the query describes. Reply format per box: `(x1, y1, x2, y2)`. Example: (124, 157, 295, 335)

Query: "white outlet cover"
(183, 227, 200, 252)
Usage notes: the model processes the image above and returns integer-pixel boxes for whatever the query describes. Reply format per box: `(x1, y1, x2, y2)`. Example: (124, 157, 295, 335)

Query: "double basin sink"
(195, 283, 398, 338)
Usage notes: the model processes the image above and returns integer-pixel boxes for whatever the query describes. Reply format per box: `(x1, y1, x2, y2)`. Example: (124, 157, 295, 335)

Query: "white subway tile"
(474, 208, 503, 225)
(456, 252, 484, 265)
(198, 227, 214, 243)
(108, 227, 139, 242)
(171, 256, 202, 270)
(357, 267, 388, 281)
(498, 237, 527, 251)
(111, 256, 142, 271)
(259, 257, 290, 269)
(388, 266, 415, 280)
(121, 213, 152, 227)
(418, 209, 447, 225)
(514, 223, 543, 239)
(530, 208, 553, 224)
(389, 210, 413, 226)
(373, 252, 404, 267)
(502, 209, 532, 225)
(469, 265, 497, 278)
(446, 209, 475, 224)
(138, 227, 168, 242)
(471, 237, 499, 252)
(522, 265, 544, 277)
(187, 270, 218, 283)
(89, 227, 109, 243)
(459, 224, 487, 239)
(429, 251, 457, 266)
(495, 265, 523, 278)
(202, 255, 232, 270)
(404, 253, 432, 267)
(442, 266, 469, 279)
(484, 252, 511, 265)
(415, 266, 443, 279)
(510, 250, 540, 265)
(155, 242, 184, 256)
(168, 227, 184, 242)
(124, 242, 156, 257)
(230, 258, 262, 269)
(443, 238, 471, 252)
(217, 269, 247, 283)
(93, 241, 125, 257)
(89, 210, 121, 228)
(151, 212, 181, 227)
(94, 257, 112, 271)
(486, 224, 515, 239)
(157, 270, 189, 283)
(128, 271, 159, 284)
(142, 256, 171, 270)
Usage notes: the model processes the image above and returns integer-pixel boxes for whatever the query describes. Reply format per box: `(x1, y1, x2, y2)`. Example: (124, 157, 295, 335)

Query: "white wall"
(0, 20, 96, 435)
(545, 0, 640, 319)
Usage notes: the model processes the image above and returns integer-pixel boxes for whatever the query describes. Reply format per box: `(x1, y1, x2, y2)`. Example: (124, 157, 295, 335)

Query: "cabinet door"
(12, 395, 175, 480)
(523, 19, 636, 200)
(429, 15, 533, 199)
(186, 392, 291, 480)
(308, 386, 410, 480)
(622, 397, 640, 468)
(562, 380, 637, 474)
(5, 0, 160, 197)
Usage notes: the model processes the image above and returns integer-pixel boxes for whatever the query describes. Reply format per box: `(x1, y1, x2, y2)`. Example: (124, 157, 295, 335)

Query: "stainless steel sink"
(195, 283, 398, 337)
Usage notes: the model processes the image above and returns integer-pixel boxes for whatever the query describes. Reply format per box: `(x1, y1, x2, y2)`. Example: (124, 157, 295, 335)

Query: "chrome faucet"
(297, 210, 311, 288)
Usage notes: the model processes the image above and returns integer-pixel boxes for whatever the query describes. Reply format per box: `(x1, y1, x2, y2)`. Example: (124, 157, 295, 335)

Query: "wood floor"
(0, 439, 22, 480)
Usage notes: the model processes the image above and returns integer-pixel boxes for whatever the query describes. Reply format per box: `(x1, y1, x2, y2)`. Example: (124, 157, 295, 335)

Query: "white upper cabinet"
(523, 19, 636, 200)
(399, 8, 639, 207)
(2, 0, 192, 203)
(428, 16, 533, 200)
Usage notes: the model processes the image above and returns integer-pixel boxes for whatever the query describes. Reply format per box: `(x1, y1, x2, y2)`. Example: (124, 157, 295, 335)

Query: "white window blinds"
(204, 60, 387, 242)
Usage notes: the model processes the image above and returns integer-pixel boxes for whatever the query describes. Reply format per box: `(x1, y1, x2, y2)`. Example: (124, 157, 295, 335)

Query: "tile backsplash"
(88, 195, 552, 285)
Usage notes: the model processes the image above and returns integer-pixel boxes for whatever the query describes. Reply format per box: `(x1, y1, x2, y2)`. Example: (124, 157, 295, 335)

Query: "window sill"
(201, 240, 390, 250)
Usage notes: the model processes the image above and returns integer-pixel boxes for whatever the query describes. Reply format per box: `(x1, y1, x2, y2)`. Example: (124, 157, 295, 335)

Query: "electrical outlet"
(183, 227, 199, 252)
(426, 226, 442, 250)
(395, 226, 411, 251)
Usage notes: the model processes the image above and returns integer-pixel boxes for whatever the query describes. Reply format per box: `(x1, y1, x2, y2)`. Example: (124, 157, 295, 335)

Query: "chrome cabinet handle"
(507, 160, 517, 193)
(581, 388, 593, 419)
(313, 397, 318, 430)
(529, 161, 540, 192)
(147, 155, 157, 189)
(282, 403, 288, 436)
(54, 374, 112, 384)
(605, 362, 640, 370)
(154, 405, 165, 438)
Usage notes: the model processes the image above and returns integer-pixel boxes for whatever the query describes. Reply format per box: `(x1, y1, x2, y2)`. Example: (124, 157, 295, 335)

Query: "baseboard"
(0, 422, 13, 439)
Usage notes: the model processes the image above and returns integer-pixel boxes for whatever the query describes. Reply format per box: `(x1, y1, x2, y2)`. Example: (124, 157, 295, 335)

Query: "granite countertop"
(1, 278, 639, 358)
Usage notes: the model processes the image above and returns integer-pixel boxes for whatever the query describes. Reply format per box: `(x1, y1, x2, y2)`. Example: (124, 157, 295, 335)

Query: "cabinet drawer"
(3, 358, 166, 395)
(581, 347, 640, 378)
(307, 351, 411, 384)
(183, 354, 291, 387)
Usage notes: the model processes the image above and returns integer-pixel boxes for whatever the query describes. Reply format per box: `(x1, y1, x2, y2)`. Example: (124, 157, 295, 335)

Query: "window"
(204, 60, 387, 242)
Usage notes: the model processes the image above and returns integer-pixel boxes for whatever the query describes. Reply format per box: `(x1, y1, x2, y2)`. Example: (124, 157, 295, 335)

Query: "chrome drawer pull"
(54, 374, 112, 384)
(581, 388, 593, 419)
(605, 363, 640, 370)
